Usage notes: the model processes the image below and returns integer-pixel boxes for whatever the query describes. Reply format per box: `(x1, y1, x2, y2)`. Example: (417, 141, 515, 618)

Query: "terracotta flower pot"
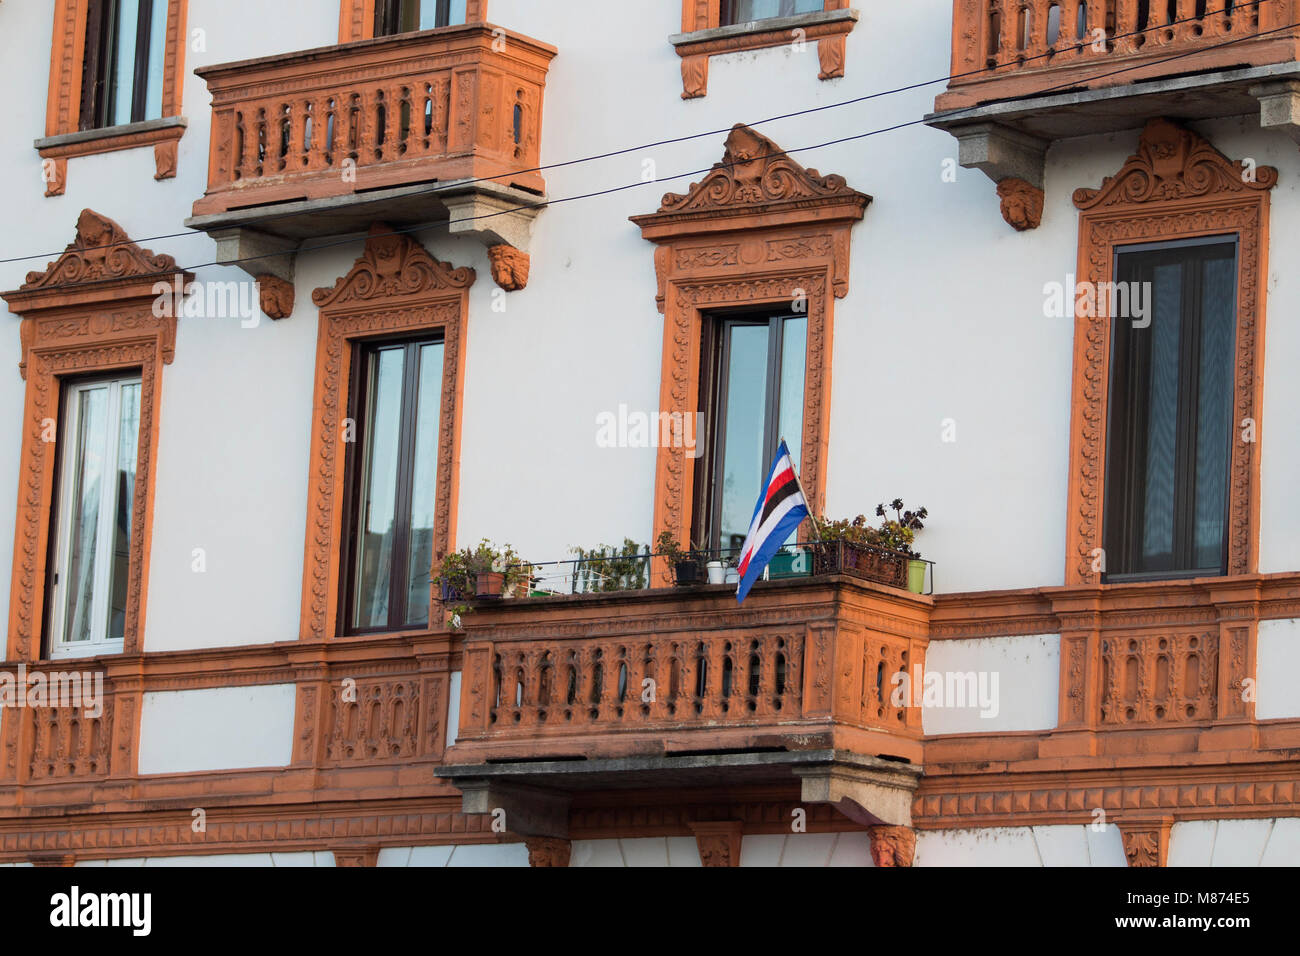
(475, 570, 505, 598)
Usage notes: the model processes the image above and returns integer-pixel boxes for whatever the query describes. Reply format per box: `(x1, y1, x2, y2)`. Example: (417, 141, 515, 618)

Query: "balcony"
(437, 574, 931, 840)
(185, 24, 556, 291)
(928, 1, 1300, 192)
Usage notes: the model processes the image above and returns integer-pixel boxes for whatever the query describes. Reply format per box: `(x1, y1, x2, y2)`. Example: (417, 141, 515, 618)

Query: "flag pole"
(780, 437, 823, 545)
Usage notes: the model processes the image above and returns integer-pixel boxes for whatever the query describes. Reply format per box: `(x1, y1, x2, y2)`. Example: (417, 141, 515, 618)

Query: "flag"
(736, 440, 809, 604)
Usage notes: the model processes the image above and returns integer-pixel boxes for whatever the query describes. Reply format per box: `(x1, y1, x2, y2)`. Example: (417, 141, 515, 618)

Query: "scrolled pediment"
(312, 223, 476, 308)
(20, 209, 181, 290)
(657, 124, 865, 215)
(1073, 118, 1278, 210)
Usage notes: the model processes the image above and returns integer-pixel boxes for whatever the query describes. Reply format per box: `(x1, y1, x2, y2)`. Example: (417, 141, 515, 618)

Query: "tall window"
(1103, 237, 1238, 579)
(719, 0, 823, 26)
(342, 338, 444, 633)
(374, 0, 468, 35)
(79, 0, 169, 130)
(46, 376, 141, 658)
(696, 310, 807, 552)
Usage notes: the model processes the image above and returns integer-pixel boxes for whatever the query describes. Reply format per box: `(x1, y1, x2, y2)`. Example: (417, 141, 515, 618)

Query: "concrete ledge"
(35, 116, 187, 151)
(669, 8, 858, 46)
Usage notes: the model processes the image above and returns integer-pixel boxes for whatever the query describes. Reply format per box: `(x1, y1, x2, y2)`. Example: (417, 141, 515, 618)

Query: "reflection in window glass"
(720, 0, 823, 26)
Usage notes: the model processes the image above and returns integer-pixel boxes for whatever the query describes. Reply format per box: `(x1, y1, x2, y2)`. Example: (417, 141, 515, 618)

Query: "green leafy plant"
(436, 538, 528, 628)
(813, 499, 929, 558)
(570, 538, 648, 592)
(656, 530, 687, 565)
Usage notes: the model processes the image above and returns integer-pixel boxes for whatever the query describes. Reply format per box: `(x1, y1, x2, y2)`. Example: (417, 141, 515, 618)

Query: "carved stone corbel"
(333, 846, 380, 867)
(487, 244, 530, 291)
(689, 821, 744, 867)
(996, 177, 1044, 231)
(867, 825, 916, 867)
(255, 274, 295, 319)
(1119, 820, 1173, 867)
(525, 837, 571, 868)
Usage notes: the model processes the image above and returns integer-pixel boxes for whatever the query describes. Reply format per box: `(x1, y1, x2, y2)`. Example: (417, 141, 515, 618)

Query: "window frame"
(45, 373, 144, 659)
(1, 209, 185, 664)
(696, 308, 806, 553)
(338, 0, 485, 42)
(1101, 236, 1240, 583)
(40, 0, 188, 196)
(340, 335, 446, 635)
(303, 224, 475, 641)
(79, 0, 165, 131)
(1064, 119, 1275, 586)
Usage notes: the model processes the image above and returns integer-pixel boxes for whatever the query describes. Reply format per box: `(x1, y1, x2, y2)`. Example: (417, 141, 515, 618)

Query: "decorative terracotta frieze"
(1, 211, 191, 663)
(632, 125, 869, 584)
(937, 0, 1300, 112)
(1119, 820, 1172, 867)
(302, 224, 474, 641)
(1065, 119, 1275, 587)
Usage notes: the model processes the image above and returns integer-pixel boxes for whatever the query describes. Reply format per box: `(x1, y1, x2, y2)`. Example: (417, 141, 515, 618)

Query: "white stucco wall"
(1256, 618, 1300, 720)
(921, 634, 1060, 734)
(1169, 818, 1300, 866)
(916, 825, 1127, 866)
(136, 684, 297, 774)
(375, 843, 529, 867)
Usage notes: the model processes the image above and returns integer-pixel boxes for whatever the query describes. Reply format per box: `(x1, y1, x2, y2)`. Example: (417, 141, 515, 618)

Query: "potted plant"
(436, 539, 525, 621)
(570, 538, 649, 592)
(657, 530, 703, 586)
(869, 499, 929, 594)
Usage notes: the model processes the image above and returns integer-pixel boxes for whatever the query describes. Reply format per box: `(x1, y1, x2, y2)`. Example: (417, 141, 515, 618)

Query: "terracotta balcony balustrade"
(437, 575, 932, 841)
(185, 23, 556, 297)
(927, 0, 1300, 218)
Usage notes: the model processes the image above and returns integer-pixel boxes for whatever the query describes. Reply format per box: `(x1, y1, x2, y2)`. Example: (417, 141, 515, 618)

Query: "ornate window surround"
(300, 224, 475, 641)
(672, 0, 857, 99)
(39, 0, 190, 196)
(337, 0, 488, 42)
(631, 124, 870, 579)
(1, 210, 190, 661)
(1064, 118, 1276, 588)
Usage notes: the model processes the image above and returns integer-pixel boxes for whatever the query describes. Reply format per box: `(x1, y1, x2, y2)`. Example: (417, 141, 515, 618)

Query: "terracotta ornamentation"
(937, 0, 1299, 112)
(1065, 119, 1275, 586)
(632, 125, 869, 583)
(255, 275, 295, 320)
(302, 224, 474, 640)
(675, 0, 857, 99)
(1, 210, 190, 663)
(41, 0, 189, 194)
(995, 177, 1044, 231)
(1119, 821, 1172, 867)
(487, 244, 530, 292)
(525, 837, 571, 868)
(332, 847, 379, 867)
(868, 825, 916, 867)
(689, 821, 744, 867)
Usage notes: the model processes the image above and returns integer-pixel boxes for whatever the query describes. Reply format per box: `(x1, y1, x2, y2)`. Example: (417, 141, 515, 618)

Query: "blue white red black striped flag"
(736, 440, 810, 604)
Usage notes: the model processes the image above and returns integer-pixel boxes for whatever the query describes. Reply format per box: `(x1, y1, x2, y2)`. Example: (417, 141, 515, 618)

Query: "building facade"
(1, 0, 1299, 867)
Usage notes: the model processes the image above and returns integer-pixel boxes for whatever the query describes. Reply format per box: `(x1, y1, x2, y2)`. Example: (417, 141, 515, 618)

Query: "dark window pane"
(108, 382, 141, 640)
(1193, 256, 1236, 569)
(1104, 239, 1236, 578)
(1140, 262, 1182, 570)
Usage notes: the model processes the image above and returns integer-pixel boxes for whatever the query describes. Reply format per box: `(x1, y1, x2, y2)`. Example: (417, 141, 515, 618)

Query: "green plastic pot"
(907, 559, 927, 594)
